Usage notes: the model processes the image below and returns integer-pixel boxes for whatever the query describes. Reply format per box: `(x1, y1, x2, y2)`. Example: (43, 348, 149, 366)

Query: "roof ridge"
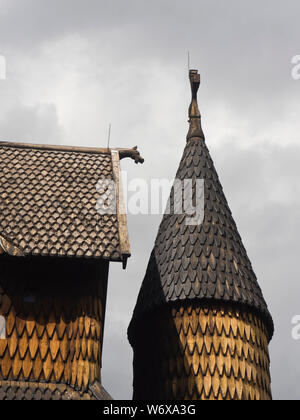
(0, 142, 145, 164)
(0, 141, 112, 155)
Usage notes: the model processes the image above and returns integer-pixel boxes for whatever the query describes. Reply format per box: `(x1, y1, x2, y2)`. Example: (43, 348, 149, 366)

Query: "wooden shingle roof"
(129, 70, 273, 340)
(0, 141, 143, 264)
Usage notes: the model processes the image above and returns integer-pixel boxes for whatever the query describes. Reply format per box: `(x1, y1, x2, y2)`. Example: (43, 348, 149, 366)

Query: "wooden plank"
(111, 150, 131, 265)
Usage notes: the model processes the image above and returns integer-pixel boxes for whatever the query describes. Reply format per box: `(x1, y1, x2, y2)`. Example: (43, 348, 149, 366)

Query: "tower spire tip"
(187, 69, 205, 141)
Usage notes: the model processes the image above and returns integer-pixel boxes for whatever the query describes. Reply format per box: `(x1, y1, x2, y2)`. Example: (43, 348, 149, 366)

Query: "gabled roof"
(129, 70, 273, 340)
(0, 141, 143, 264)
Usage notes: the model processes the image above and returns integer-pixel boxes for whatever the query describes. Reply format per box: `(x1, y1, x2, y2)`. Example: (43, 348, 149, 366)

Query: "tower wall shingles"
(132, 304, 271, 400)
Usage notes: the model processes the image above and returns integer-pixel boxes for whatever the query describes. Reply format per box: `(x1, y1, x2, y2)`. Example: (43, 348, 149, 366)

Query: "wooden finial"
(189, 69, 200, 99)
(186, 69, 205, 141)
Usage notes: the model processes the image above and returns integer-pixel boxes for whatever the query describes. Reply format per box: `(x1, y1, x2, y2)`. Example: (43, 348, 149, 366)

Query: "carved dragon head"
(118, 146, 145, 164)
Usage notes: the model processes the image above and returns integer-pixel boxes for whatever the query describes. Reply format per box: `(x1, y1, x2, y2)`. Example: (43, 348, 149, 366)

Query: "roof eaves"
(0, 234, 25, 257)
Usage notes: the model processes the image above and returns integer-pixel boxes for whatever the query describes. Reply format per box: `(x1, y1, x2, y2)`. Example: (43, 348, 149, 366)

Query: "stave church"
(0, 70, 273, 400)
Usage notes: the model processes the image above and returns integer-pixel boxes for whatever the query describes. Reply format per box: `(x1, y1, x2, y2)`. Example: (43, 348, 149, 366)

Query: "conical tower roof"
(129, 70, 273, 341)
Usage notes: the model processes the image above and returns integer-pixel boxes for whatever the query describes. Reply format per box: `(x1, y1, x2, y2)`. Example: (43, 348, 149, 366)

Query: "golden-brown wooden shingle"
(131, 304, 272, 400)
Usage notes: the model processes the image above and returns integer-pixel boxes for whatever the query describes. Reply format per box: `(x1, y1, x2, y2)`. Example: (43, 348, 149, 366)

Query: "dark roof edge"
(0, 243, 125, 263)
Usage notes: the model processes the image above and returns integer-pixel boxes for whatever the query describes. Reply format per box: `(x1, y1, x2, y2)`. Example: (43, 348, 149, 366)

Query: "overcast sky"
(0, 0, 299, 400)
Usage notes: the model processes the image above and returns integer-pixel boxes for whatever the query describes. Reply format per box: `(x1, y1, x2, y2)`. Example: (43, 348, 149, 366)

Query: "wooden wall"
(132, 303, 272, 400)
(0, 254, 109, 394)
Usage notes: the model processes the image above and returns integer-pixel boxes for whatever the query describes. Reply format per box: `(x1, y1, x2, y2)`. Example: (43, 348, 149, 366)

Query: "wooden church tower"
(0, 141, 143, 400)
(128, 70, 274, 400)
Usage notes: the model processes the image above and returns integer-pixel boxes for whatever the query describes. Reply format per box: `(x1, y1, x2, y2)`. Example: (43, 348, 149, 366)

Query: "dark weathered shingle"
(0, 142, 125, 261)
(0, 380, 112, 400)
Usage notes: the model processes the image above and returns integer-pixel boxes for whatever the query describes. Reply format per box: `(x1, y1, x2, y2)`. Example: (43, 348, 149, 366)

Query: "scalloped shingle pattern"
(129, 139, 273, 339)
(0, 380, 112, 400)
(0, 144, 121, 260)
(0, 256, 106, 392)
(0, 255, 111, 400)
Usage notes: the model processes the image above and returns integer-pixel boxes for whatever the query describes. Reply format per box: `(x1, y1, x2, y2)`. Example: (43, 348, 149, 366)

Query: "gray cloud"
(0, 103, 63, 143)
